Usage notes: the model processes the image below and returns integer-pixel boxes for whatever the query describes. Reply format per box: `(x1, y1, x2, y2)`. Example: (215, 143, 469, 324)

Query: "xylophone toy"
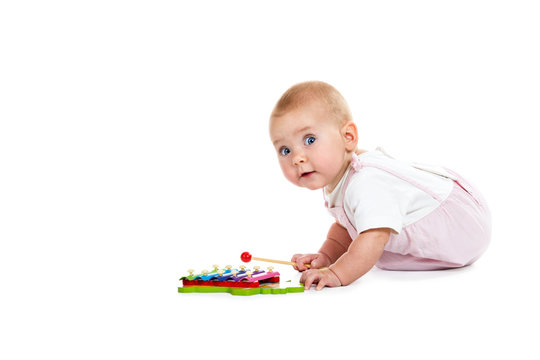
(178, 264, 304, 296)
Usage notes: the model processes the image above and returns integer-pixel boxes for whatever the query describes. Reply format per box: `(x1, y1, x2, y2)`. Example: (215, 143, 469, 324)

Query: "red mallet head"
(240, 251, 252, 263)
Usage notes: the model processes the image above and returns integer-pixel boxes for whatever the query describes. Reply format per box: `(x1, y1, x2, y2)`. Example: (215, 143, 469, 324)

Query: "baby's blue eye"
(280, 147, 291, 156)
(304, 136, 316, 146)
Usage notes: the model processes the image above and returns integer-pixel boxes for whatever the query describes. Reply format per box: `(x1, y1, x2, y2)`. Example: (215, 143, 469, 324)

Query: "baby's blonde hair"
(270, 81, 353, 125)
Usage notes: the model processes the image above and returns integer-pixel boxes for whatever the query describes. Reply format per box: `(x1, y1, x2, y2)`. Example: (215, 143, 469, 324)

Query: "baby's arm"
(318, 222, 353, 264)
(291, 222, 352, 271)
(329, 228, 390, 285)
(301, 228, 390, 289)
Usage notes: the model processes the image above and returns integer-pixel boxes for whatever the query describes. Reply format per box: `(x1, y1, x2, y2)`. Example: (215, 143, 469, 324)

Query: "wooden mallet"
(240, 251, 312, 268)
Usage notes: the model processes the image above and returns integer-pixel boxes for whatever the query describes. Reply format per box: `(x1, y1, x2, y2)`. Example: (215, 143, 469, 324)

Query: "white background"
(1, 1, 539, 359)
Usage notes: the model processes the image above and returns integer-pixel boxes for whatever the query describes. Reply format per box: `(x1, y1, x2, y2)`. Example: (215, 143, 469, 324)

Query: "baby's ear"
(342, 121, 358, 151)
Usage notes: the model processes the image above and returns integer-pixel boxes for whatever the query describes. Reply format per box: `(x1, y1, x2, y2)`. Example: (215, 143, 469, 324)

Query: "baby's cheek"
(317, 152, 341, 174)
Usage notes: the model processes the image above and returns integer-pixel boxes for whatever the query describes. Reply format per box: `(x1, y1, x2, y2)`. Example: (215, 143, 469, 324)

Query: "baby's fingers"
(291, 254, 302, 271)
(301, 269, 341, 291)
(291, 254, 311, 272)
(316, 278, 328, 291)
(300, 270, 320, 290)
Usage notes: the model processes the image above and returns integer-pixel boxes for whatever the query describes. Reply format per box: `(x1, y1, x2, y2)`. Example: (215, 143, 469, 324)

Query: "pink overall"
(326, 155, 491, 270)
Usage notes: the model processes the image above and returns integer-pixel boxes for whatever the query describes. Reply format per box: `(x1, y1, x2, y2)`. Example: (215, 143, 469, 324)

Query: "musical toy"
(178, 264, 304, 296)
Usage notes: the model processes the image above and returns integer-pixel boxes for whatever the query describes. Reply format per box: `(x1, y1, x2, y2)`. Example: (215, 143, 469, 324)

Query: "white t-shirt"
(324, 148, 456, 235)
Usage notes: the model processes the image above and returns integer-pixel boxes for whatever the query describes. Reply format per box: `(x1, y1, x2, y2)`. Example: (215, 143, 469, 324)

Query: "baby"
(269, 81, 491, 290)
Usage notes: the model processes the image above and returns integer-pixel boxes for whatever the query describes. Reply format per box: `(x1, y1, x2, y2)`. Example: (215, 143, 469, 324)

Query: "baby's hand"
(291, 253, 331, 271)
(300, 268, 341, 291)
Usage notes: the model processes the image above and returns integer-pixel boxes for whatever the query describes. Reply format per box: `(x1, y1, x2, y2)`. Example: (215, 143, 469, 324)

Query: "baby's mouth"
(301, 171, 315, 178)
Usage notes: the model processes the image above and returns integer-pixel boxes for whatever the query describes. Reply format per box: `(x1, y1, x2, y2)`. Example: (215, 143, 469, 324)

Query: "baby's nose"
(292, 151, 306, 165)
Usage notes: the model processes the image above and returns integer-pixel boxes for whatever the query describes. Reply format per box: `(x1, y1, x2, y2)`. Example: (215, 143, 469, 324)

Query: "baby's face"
(269, 101, 349, 191)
